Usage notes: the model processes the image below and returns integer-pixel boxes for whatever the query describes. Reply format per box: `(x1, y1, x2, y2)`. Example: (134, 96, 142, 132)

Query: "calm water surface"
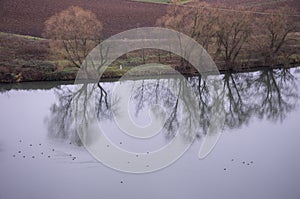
(0, 67, 300, 199)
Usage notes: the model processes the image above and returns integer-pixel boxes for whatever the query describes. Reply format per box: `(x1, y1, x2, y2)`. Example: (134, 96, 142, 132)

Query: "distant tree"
(156, 1, 220, 71)
(158, 1, 298, 68)
(43, 6, 102, 68)
(185, 2, 219, 51)
(214, 5, 253, 69)
(157, 1, 218, 51)
(157, 1, 255, 69)
(156, 0, 186, 33)
(252, 6, 297, 66)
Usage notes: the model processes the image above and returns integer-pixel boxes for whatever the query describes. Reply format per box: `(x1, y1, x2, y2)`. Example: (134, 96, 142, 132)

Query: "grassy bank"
(0, 32, 299, 83)
(0, 32, 134, 83)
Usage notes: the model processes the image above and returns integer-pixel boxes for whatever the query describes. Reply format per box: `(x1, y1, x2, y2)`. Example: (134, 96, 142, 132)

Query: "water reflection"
(130, 77, 201, 140)
(190, 68, 298, 131)
(132, 79, 180, 137)
(45, 83, 110, 146)
(45, 68, 299, 146)
(251, 69, 298, 122)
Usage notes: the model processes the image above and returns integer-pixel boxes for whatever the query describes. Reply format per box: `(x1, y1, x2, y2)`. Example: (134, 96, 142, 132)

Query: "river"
(0, 67, 300, 199)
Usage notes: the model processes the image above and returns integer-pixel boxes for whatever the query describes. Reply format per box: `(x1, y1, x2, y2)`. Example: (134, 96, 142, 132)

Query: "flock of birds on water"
(223, 159, 254, 171)
(9, 139, 131, 183)
(11, 139, 77, 161)
(8, 139, 255, 184)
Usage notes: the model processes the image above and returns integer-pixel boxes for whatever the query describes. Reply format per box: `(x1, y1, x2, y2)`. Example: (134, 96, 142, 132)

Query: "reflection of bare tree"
(134, 80, 146, 116)
(132, 78, 181, 139)
(132, 77, 202, 140)
(191, 68, 298, 131)
(189, 76, 212, 135)
(164, 96, 180, 139)
(222, 72, 254, 129)
(187, 68, 298, 134)
(46, 83, 110, 146)
(46, 68, 299, 146)
(251, 69, 298, 122)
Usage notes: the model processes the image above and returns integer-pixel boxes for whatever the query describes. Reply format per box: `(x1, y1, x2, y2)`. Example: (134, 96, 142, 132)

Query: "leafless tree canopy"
(157, 0, 298, 69)
(252, 6, 298, 65)
(43, 6, 102, 68)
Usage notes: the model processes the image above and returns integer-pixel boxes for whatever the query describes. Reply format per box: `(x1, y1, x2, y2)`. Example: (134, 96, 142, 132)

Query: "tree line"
(43, 2, 299, 72)
(157, 0, 299, 69)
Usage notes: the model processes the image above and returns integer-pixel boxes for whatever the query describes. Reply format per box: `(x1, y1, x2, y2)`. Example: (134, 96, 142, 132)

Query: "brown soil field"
(0, 0, 167, 38)
(1, 0, 299, 38)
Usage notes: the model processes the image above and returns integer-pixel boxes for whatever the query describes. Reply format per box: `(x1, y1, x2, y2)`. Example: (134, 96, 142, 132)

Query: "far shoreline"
(1, 31, 299, 84)
(1, 63, 299, 84)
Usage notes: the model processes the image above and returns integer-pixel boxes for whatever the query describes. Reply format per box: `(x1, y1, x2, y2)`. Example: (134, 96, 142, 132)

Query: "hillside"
(0, 0, 299, 38)
(0, 0, 167, 38)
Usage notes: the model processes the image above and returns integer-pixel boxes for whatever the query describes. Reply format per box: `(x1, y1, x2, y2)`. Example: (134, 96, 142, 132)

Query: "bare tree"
(214, 5, 253, 69)
(43, 6, 102, 68)
(156, 0, 187, 33)
(252, 6, 297, 66)
(157, 1, 219, 51)
(185, 2, 219, 51)
(157, 2, 299, 69)
(156, 1, 220, 71)
(157, 1, 255, 69)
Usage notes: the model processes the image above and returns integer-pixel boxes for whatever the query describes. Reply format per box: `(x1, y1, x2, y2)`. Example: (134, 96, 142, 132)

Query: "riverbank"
(0, 32, 134, 83)
(1, 32, 299, 83)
